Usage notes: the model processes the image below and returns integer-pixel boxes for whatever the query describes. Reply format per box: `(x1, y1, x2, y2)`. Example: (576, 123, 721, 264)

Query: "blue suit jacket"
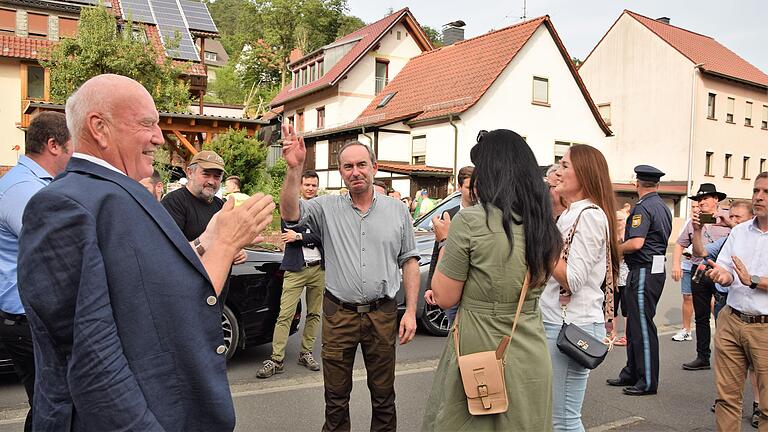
(17, 158, 235, 431)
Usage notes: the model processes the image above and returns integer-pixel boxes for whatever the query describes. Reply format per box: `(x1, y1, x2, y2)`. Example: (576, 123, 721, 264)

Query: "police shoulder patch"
(631, 215, 642, 228)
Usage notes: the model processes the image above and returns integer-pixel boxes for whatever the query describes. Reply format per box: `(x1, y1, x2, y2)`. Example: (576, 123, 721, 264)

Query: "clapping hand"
(732, 256, 752, 286)
(705, 259, 734, 286)
(281, 123, 306, 169)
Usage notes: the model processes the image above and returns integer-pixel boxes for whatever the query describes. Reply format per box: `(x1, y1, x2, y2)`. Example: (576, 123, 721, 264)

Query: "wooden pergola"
(23, 101, 267, 162)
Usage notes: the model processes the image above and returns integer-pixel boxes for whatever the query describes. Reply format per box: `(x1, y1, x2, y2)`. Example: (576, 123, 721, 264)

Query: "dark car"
(396, 192, 462, 336)
(222, 245, 301, 359)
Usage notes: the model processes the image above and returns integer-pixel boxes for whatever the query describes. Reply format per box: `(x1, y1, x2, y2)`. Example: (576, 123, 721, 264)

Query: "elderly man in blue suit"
(17, 74, 275, 431)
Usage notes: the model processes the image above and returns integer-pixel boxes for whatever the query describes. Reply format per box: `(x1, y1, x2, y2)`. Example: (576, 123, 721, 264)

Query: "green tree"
(203, 128, 274, 196)
(421, 25, 443, 47)
(42, 6, 190, 111)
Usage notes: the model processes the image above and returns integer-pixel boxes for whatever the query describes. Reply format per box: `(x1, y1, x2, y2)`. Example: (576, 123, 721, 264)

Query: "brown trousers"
(321, 295, 398, 432)
(714, 306, 768, 431)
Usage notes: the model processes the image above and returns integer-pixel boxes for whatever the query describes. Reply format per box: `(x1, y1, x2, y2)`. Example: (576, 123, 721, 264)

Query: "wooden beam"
(172, 130, 198, 156)
(205, 132, 212, 144)
(189, 118, 196, 126)
(212, 120, 218, 128)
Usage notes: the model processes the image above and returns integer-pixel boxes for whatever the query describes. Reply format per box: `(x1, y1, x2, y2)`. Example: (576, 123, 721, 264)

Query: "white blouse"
(541, 198, 609, 326)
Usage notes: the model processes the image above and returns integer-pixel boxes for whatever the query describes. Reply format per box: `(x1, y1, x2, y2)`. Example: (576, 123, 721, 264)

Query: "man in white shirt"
(706, 172, 768, 431)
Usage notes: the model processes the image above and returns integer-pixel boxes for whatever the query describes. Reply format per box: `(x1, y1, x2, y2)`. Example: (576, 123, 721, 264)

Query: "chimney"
(289, 48, 304, 64)
(656, 17, 670, 24)
(442, 20, 466, 45)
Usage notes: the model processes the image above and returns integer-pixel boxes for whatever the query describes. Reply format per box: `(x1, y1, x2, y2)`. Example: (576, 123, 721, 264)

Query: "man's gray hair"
(65, 82, 110, 149)
(336, 141, 376, 166)
(546, 164, 560, 176)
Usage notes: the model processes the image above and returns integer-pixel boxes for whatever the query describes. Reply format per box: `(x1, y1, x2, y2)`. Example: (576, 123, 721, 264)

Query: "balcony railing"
(375, 76, 388, 95)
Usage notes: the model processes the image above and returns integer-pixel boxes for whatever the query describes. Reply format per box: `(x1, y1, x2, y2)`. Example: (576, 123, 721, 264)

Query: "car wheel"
(419, 303, 449, 336)
(221, 305, 240, 360)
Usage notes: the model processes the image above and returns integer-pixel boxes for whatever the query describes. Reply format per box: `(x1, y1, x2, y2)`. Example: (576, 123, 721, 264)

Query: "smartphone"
(699, 213, 716, 224)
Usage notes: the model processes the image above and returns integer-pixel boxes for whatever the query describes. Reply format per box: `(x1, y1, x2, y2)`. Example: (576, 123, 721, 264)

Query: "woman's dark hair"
(469, 129, 562, 286)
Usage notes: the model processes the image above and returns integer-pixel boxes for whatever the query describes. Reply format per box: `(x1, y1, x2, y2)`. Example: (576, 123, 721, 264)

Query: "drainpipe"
(686, 63, 705, 219)
(449, 114, 458, 188)
(361, 126, 374, 150)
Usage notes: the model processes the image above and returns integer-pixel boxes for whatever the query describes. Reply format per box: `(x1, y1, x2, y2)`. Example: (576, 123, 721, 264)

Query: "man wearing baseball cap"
(162, 150, 247, 267)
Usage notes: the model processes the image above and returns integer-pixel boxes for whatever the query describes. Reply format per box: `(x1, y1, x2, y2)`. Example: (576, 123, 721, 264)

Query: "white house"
(579, 10, 768, 215)
(267, 7, 433, 184)
(302, 15, 612, 198)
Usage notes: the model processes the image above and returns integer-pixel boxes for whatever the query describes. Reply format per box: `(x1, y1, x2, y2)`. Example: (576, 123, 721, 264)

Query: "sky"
(345, 0, 768, 73)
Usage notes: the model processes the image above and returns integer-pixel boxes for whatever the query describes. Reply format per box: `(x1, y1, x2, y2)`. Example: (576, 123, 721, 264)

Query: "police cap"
(634, 165, 665, 183)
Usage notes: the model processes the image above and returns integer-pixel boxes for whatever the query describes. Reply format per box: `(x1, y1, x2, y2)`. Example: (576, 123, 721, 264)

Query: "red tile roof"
(0, 35, 53, 60)
(377, 161, 453, 176)
(350, 16, 611, 135)
(269, 8, 432, 107)
(625, 10, 768, 88)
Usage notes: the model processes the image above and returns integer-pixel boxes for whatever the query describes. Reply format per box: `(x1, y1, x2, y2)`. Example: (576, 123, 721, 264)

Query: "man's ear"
(45, 137, 61, 156)
(86, 113, 110, 149)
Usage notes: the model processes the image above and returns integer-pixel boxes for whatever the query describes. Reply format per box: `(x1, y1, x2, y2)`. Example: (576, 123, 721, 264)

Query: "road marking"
(587, 416, 645, 432)
(0, 407, 28, 425)
(232, 361, 438, 398)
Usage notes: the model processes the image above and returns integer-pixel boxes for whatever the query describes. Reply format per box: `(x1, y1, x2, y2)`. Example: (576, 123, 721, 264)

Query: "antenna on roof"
(521, 0, 527, 20)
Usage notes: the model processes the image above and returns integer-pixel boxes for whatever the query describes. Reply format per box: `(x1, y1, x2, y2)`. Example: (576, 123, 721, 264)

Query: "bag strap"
(557, 205, 616, 335)
(559, 205, 599, 308)
(453, 272, 530, 360)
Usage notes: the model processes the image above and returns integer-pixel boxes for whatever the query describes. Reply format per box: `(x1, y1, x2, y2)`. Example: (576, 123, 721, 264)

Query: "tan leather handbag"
(453, 273, 530, 416)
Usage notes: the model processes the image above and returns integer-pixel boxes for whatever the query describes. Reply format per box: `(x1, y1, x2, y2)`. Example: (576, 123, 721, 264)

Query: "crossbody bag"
(556, 205, 615, 369)
(453, 273, 530, 416)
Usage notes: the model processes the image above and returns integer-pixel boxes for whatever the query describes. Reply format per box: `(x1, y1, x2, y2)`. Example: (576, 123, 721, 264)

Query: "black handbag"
(555, 205, 615, 370)
(556, 320, 608, 369)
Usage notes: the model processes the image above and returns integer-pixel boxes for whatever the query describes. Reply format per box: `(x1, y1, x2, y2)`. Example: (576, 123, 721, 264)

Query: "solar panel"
(151, 0, 200, 61)
(120, 0, 156, 24)
(179, 0, 217, 33)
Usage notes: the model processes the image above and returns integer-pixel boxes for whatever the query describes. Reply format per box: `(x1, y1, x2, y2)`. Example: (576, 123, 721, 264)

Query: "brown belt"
(303, 260, 321, 268)
(731, 307, 768, 324)
(324, 291, 392, 313)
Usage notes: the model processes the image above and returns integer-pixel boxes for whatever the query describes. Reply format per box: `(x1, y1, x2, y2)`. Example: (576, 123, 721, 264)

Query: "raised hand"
(281, 123, 306, 169)
(432, 212, 452, 243)
(705, 259, 734, 286)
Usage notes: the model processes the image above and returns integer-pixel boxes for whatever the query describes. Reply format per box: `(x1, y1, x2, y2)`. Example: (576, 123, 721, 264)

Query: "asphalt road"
(0, 258, 760, 431)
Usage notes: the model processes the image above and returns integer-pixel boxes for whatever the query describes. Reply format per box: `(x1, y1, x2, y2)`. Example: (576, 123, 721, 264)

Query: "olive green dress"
(421, 205, 553, 432)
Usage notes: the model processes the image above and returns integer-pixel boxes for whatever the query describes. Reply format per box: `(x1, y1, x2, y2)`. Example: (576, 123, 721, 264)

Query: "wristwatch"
(750, 275, 760, 289)
(295, 233, 302, 241)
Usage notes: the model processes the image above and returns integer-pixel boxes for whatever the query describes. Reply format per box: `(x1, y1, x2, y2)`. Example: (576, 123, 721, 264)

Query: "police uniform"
(608, 165, 672, 395)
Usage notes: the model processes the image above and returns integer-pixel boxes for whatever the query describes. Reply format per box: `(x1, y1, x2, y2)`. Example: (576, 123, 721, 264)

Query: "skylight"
(377, 92, 397, 108)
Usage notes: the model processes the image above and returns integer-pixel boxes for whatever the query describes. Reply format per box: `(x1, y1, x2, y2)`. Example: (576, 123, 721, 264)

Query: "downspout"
(361, 126, 374, 149)
(686, 63, 704, 219)
(449, 114, 458, 188)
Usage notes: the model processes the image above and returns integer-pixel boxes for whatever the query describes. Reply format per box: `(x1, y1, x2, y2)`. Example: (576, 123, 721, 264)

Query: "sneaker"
(256, 359, 284, 378)
(682, 357, 711, 370)
(672, 329, 693, 341)
(298, 352, 320, 371)
(752, 402, 760, 428)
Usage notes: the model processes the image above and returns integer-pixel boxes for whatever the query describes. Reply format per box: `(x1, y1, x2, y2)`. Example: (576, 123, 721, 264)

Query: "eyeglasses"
(476, 130, 488, 143)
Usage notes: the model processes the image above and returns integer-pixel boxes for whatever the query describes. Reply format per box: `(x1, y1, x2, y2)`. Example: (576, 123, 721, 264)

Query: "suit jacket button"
(206, 296, 217, 306)
(216, 345, 226, 355)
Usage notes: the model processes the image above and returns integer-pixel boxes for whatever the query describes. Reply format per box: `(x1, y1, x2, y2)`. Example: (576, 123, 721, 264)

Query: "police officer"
(607, 165, 672, 396)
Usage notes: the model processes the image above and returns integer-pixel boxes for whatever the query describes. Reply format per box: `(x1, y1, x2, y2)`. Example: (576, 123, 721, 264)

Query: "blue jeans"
(544, 321, 606, 432)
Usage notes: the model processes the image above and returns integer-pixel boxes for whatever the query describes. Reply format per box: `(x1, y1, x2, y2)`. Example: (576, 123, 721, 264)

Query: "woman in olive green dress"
(422, 129, 562, 431)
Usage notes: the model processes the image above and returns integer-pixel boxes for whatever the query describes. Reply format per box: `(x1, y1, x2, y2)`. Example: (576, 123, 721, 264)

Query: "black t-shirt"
(161, 187, 224, 241)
